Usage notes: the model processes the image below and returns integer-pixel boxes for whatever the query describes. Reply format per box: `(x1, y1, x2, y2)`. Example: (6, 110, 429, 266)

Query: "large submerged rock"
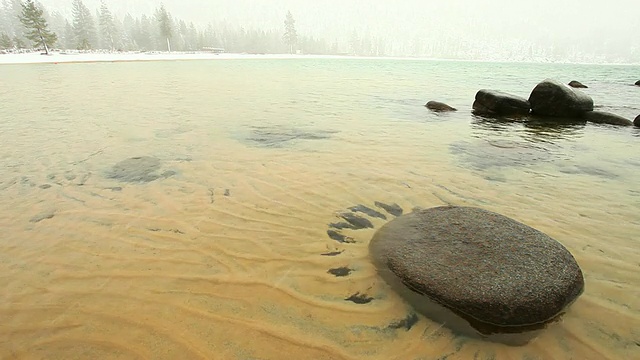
(634, 114, 640, 128)
(369, 206, 584, 334)
(584, 111, 633, 126)
(528, 79, 594, 117)
(106, 156, 174, 183)
(635, 80, 640, 86)
(472, 89, 530, 116)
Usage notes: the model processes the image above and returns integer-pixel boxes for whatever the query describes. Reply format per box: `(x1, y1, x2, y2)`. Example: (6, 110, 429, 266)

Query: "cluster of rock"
(426, 79, 640, 128)
(369, 206, 585, 336)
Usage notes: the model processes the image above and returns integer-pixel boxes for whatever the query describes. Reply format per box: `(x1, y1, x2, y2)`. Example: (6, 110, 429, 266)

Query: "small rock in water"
(339, 212, 374, 229)
(388, 313, 420, 331)
(328, 222, 355, 230)
(584, 111, 632, 126)
(425, 101, 457, 112)
(635, 80, 640, 86)
(327, 230, 355, 243)
(374, 201, 403, 217)
(568, 80, 588, 88)
(633, 114, 640, 128)
(321, 250, 344, 256)
(349, 204, 387, 220)
(345, 292, 374, 304)
(327, 267, 352, 277)
(30, 210, 55, 223)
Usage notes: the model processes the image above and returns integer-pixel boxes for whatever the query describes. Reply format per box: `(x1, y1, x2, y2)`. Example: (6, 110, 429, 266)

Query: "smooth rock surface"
(369, 206, 584, 334)
(568, 80, 588, 88)
(584, 111, 633, 126)
(425, 101, 457, 112)
(529, 79, 594, 117)
(634, 114, 640, 127)
(472, 89, 530, 116)
(635, 80, 640, 86)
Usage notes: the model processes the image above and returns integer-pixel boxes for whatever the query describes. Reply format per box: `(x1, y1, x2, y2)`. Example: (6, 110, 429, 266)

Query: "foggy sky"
(36, 0, 640, 60)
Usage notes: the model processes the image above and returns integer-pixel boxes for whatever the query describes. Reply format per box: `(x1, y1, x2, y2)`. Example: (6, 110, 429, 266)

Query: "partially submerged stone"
(568, 80, 588, 88)
(634, 114, 640, 128)
(529, 79, 594, 117)
(339, 212, 373, 229)
(425, 101, 457, 112)
(584, 111, 633, 126)
(374, 201, 403, 217)
(349, 204, 387, 220)
(472, 89, 530, 116)
(369, 206, 584, 334)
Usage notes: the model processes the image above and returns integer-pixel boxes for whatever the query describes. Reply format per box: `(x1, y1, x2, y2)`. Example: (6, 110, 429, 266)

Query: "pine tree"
(282, 11, 297, 54)
(99, 1, 115, 51)
(135, 15, 154, 51)
(72, 0, 95, 50)
(155, 3, 172, 51)
(19, 0, 57, 54)
(0, 32, 12, 49)
(13, 35, 25, 48)
(2, 0, 24, 40)
(63, 20, 73, 49)
(47, 11, 67, 47)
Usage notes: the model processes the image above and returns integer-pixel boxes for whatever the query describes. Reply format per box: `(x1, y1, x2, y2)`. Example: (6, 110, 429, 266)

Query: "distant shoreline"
(1, 51, 639, 66)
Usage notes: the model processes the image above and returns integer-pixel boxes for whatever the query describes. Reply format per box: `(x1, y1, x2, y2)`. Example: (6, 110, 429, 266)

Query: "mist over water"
(0, 59, 638, 359)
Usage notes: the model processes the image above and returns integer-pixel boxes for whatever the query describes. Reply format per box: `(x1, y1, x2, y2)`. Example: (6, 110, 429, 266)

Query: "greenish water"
(0, 59, 639, 359)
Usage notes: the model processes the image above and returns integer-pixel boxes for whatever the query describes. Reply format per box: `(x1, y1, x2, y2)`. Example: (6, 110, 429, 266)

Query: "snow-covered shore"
(1, 51, 639, 66)
(0, 51, 349, 65)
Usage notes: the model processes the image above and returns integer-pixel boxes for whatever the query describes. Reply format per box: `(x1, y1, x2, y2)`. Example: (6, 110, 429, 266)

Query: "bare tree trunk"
(166, 38, 171, 52)
(37, 28, 49, 55)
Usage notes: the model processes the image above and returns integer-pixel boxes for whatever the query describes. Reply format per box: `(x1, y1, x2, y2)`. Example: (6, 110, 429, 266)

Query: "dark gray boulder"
(369, 206, 584, 334)
(634, 114, 640, 127)
(425, 101, 457, 112)
(528, 79, 594, 117)
(472, 89, 530, 116)
(568, 80, 588, 88)
(584, 111, 633, 126)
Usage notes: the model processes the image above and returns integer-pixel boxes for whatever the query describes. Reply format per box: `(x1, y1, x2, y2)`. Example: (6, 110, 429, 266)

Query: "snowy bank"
(0, 51, 351, 65)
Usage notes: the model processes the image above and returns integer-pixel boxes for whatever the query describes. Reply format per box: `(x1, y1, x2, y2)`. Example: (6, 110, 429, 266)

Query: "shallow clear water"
(0, 59, 639, 359)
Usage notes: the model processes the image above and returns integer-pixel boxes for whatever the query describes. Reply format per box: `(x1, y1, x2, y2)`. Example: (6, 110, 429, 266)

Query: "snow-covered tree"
(98, 1, 116, 50)
(282, 11, 297, 54)
(0, 32, 12, 49)
(19, 0, 57, 54)
(155, 3, 172, 51)
(71, 0, 95, 49)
